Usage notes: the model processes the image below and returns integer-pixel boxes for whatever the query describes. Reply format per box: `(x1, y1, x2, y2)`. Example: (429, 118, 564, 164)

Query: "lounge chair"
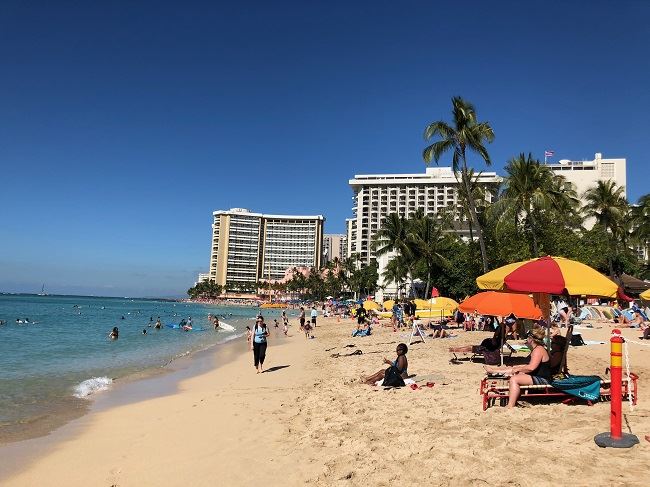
(449, 325, 513, 365)
(480, 326, 640, 410)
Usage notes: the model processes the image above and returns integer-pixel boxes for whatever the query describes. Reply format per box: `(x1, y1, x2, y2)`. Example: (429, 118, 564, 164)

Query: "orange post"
(594, 329, 639, 448)
(609, 330, 623, 439)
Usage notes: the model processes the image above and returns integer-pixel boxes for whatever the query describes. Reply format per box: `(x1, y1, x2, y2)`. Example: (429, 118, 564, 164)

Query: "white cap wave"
(73, 377, 113, 398)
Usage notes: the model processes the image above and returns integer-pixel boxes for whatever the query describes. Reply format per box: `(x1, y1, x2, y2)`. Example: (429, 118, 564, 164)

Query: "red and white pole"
(594, 329, 639, 448)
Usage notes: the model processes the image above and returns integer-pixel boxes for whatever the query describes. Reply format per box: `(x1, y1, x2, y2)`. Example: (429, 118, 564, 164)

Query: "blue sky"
(1, 0, 648, 297)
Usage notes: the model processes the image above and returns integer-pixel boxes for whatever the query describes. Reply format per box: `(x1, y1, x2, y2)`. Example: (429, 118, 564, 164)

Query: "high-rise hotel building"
(323, 234, 348, 264)
(208, 208, 324, 288)
(346, 166, 502, 265)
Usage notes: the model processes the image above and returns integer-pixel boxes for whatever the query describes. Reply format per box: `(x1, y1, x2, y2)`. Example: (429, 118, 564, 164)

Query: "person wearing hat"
(483, 326, 551, 408)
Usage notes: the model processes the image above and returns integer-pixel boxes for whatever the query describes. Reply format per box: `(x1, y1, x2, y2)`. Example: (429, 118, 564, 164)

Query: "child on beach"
(274, 319, 279, 328)
(303, 320, 313, 339)
(283, 321, 288, 336)
(246, 326, 252, 346)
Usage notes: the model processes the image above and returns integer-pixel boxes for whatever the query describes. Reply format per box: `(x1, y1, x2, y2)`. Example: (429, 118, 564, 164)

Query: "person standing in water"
(252, 317, 269, 373)
(108, 327, 119, 340)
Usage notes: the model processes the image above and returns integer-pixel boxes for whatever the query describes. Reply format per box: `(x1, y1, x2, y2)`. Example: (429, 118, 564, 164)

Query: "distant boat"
(38, 284, 48, 296)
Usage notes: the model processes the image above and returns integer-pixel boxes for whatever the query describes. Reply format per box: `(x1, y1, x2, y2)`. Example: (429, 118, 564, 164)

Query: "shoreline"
(3, 317, 650, 485)
(0, 331, 251, 481)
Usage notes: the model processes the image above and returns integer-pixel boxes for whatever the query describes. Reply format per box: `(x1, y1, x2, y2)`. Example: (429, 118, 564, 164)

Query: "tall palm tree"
(631, 194, 650, 262)
(493, 153, 579, 256)
(406, 213, 449, 298)
(381, 255, 410, 298)
(423, 96, 495, 271)
(374, 213, 409, 257)
(583, 180, 629, 275)
(455, 168, 487, 241)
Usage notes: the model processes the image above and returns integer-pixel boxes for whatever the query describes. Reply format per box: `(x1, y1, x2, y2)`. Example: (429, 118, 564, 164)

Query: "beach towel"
(550, 375, 601, 401)
(352, 328, 371, 337)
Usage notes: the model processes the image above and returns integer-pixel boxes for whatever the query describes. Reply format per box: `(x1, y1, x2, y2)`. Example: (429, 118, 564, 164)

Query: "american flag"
(544, 150, 555, 157)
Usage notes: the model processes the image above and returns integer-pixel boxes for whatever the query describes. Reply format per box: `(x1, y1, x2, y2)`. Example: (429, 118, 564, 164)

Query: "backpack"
(570, 334, 585, 346)
(383, 366, 405, 387)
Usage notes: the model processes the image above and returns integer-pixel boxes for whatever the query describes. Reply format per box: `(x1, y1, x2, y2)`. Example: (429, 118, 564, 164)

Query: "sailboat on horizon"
(38, 284, 48, 296)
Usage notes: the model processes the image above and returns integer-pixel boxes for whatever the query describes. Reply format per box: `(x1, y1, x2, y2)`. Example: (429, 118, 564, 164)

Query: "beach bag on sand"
(570, 334, 585, 346)
(383, 366, 405, 387)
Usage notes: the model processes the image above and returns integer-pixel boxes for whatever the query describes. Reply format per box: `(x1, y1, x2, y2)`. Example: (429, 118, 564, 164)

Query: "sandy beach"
(3, 316, 650, 486)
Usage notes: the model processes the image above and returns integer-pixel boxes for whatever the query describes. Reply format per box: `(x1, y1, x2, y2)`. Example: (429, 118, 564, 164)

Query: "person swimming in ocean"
(108, 327, 119, 340)
(154, 318, 162, 329)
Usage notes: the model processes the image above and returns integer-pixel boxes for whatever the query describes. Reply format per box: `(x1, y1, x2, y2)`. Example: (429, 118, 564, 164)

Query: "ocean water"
(0, 294, 287, 442)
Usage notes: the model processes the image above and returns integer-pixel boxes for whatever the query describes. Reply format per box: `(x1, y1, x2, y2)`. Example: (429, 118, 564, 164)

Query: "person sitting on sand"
(483, 327, 551, 408)
(361, 343, 408, 386)
(108, 327, 119, 340)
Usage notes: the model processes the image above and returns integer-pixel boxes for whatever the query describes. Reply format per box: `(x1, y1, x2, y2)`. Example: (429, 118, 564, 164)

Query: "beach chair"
(480, 326, 640, 410)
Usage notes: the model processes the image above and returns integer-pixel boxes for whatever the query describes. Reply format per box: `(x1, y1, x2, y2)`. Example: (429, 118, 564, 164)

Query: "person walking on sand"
(283, 320, 288, 336)
(299, 307, 306, 331)
(252, 318, 269, 373)
(310, 306, 318, 327)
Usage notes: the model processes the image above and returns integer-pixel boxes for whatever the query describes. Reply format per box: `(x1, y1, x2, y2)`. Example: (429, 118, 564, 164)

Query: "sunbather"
(361, 343, 408, 385)
(483, 327, 551, 408)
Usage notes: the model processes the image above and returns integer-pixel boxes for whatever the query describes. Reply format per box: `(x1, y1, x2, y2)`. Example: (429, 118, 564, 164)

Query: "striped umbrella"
(476, 256, 618, 298)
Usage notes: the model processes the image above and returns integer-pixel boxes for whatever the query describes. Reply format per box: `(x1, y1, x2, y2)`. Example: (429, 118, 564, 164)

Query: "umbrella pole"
(533, 293, 552, 351)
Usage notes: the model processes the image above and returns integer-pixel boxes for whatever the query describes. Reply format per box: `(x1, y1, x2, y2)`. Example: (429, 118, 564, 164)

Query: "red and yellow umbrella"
(459, 291, 542, 320)
(476, 256, 618, 298)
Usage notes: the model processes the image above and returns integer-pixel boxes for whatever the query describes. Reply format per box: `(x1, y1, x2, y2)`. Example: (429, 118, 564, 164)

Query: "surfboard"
(217, 322, 235, 332)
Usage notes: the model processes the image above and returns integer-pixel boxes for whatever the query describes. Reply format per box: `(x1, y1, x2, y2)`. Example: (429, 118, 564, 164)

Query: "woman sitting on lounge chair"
(361, 343, 408, 385)
(483, 327, 551, 408)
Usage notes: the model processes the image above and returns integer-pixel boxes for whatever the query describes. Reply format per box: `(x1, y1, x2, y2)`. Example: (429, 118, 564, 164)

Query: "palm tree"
(493, 153, 579, 256)
(631, 194, 650, 263)
(455, 168, 487, 241)
(381, 254, 410, 298)
(583, 180, 629, 275)
(406, 213, 450, 298)
(423, 96, 495, 271)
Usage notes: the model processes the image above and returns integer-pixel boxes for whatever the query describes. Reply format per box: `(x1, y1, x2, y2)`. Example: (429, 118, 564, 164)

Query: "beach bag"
(482, 348, 501, 366)
(383, 366, 405, 387)
(570, 334, 585, 346)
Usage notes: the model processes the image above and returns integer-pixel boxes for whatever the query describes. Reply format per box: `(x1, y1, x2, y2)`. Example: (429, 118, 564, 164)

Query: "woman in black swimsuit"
(361, 343, 408, 386)
(484, 327, 550, 408)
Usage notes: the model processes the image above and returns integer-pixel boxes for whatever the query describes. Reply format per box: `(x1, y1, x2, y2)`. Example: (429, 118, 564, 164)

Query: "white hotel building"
(208, 208, 324, 289)
(346, 166, 501, 300)
(546, 152, 626, 201)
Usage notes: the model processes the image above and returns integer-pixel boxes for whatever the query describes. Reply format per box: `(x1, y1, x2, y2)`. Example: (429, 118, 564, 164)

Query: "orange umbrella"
(459, 291, 542, 320)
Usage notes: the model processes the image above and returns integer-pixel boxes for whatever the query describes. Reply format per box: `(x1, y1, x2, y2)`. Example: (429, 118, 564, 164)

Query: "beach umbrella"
(476, 256, 618, 298)
(477, 256, 618, 348)
(383, 299, 395, 311)
(363, 300, 381, 310)
(425, 297, 459, 311)
(458, 291, 542, 320)
(414, 299, 431, 309)
(640, 289, 650, 301)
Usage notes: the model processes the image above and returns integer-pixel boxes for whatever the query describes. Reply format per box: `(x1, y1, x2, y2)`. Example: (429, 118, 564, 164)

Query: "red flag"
(431, 287, 439, 298)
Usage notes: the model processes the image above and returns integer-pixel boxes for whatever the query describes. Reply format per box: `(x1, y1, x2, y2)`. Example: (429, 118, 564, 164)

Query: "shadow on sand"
(263, 365, 290, 373)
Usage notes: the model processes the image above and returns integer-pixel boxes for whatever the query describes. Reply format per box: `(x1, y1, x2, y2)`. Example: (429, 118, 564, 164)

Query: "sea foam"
(73, 377, 113, 398)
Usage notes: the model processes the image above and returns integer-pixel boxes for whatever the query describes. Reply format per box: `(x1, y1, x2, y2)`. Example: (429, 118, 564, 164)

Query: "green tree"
(406, 213, 450, 298)
(423, 96, 495, 272)
(583, 180, 629, 275)
(492, 153, 579, 256)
